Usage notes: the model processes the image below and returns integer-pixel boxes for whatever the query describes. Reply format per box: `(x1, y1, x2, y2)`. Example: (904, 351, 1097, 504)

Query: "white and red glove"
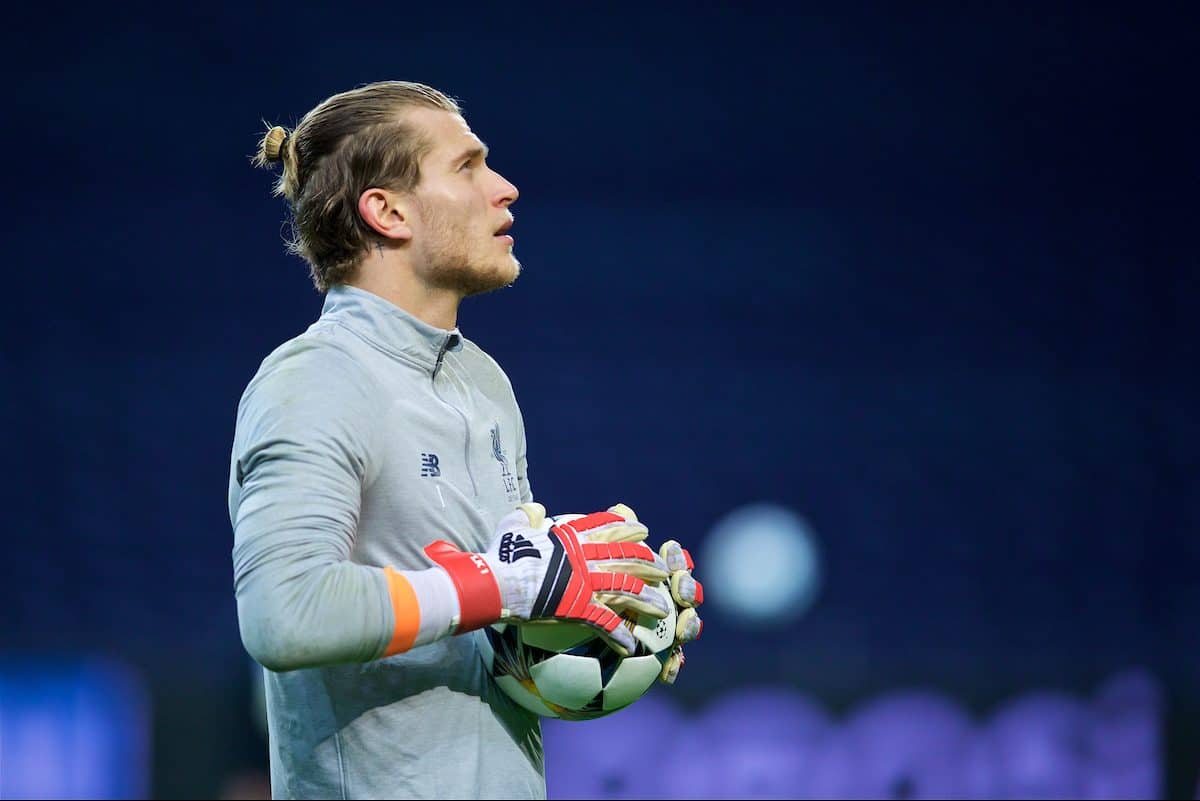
(593, 504, 704, 683)
(656, 536, 704, 684)
(536, 502, 705, 683)
(423, 502, 670, 656)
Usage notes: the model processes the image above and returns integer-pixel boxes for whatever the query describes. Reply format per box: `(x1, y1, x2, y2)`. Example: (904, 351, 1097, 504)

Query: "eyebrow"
(453, 142, 489, 165)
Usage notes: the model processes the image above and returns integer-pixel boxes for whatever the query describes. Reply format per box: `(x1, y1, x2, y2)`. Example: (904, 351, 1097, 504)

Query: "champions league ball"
(477, 582, 677, 720)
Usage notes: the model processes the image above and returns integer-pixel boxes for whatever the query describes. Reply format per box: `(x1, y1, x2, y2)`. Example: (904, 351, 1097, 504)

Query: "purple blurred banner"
(545, 669, 1161, 800)
(0, 658, 1161, 800)
(0, 658, 150, 799)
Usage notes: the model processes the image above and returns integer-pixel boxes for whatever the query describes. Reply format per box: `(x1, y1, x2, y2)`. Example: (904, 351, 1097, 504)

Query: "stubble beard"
(417, 201, 521, 299)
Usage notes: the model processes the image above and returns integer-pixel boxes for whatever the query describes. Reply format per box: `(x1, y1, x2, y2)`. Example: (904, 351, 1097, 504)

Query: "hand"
(423, 503, 670, 656)
(566, 502, 704, 683)
(652, 532, 704, 685)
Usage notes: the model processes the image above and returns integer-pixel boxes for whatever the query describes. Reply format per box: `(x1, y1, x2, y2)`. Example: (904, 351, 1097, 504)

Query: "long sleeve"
(227, 288, 545, 799)
(229, 341, 456, 672)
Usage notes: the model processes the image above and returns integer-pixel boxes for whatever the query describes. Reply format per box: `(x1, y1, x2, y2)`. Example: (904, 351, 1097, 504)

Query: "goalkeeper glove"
(423, 502, 670, 656)
(656, 535, 704, 684)
(561, 503, 705, 683)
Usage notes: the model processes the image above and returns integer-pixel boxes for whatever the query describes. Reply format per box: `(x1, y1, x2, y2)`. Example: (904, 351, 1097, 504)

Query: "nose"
(492, 170, 519, 207)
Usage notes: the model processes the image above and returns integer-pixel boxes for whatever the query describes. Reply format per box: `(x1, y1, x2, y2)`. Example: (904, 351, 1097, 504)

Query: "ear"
(357, 187, 413, 242)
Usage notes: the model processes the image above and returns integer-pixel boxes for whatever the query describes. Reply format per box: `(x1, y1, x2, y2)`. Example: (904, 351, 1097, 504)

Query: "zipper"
(433, 338, 449, 377)
(431, 335, 479, 498)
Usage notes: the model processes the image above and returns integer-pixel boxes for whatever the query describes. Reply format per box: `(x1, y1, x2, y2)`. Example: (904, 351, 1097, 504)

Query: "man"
(229, 81, 703, 800)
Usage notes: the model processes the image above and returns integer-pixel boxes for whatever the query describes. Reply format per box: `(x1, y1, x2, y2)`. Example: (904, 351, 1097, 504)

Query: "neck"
(346, 250, 461, 330)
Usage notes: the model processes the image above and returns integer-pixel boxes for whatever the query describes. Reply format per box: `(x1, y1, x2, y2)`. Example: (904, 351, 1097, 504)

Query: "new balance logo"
(498, 532, 540, 563)
(420, 453, 441, 477)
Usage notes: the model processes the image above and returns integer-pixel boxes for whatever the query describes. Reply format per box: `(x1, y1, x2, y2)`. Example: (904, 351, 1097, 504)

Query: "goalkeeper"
(229, 81, 703, 800)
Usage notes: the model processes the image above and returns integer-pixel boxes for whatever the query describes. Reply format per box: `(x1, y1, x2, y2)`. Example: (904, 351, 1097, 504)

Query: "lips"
(493, 218, 513, 236)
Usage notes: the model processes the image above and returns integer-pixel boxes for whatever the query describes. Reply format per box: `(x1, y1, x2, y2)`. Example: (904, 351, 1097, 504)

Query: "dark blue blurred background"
(1, 3, 1196, 798)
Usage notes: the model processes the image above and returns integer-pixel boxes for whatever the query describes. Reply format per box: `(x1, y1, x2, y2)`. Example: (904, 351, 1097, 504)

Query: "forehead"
(405, 106, 483, 157)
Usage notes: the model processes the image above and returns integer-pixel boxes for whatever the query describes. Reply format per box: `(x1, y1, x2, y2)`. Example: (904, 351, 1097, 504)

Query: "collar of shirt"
(321, 284, 464, 370)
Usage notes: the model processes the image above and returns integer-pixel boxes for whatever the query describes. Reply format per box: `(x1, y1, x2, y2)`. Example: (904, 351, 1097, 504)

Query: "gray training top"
(228, 285, 544, 800)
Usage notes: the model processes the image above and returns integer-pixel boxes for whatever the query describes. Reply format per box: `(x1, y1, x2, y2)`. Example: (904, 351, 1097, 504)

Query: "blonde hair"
(253, 81, 461, 291)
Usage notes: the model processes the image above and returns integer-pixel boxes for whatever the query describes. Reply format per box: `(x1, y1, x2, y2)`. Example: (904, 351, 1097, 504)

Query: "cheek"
(421, 199, 466, 237)
(426, 186, 489, 241)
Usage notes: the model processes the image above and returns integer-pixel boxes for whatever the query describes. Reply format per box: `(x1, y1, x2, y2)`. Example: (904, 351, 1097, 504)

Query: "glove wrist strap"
(423, 541, 502, 632)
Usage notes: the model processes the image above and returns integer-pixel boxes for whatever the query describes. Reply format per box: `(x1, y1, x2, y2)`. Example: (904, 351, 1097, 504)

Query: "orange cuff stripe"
(382, 567, 421, 656)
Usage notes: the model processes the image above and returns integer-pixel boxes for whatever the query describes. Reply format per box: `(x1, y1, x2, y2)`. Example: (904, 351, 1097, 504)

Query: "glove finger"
(589, 571, 669, 618)
(594, 580, 671, 618)
(497, 502, 547, 533)
(595, 592, 669, 620)
(589, 502, 650, 543)
(587, 609, 634, 657)
(558, 511, 649, 544)
(583, 542, 668, 583)
(600, 503, 648, 541)
(670, 572, 704, 608)
(553, 601, 635, 656)
(658, 646, 684, 684)
(675, 607, 703, 643)
(658, 540, 694, 573)
(584, 522, 649, 544)
(607, 502, 639, 521)
(517, 502, 547, 529)
(593, 560, 668, 585)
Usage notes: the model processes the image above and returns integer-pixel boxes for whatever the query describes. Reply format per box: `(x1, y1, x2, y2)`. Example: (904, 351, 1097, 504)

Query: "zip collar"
(320, 285, 463, 371)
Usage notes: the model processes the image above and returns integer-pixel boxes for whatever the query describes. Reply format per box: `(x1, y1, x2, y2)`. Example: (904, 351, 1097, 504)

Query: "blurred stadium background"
(1, 3, 1195, 799)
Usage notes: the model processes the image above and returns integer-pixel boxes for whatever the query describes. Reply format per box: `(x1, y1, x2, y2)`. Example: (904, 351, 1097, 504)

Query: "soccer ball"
(477, 582, 676, 721)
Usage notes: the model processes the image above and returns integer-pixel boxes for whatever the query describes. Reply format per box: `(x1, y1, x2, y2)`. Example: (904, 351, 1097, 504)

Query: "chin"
(504, 255, 522, 283)
(457, 257, 521, 298)
(488, 255, 520, 287)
